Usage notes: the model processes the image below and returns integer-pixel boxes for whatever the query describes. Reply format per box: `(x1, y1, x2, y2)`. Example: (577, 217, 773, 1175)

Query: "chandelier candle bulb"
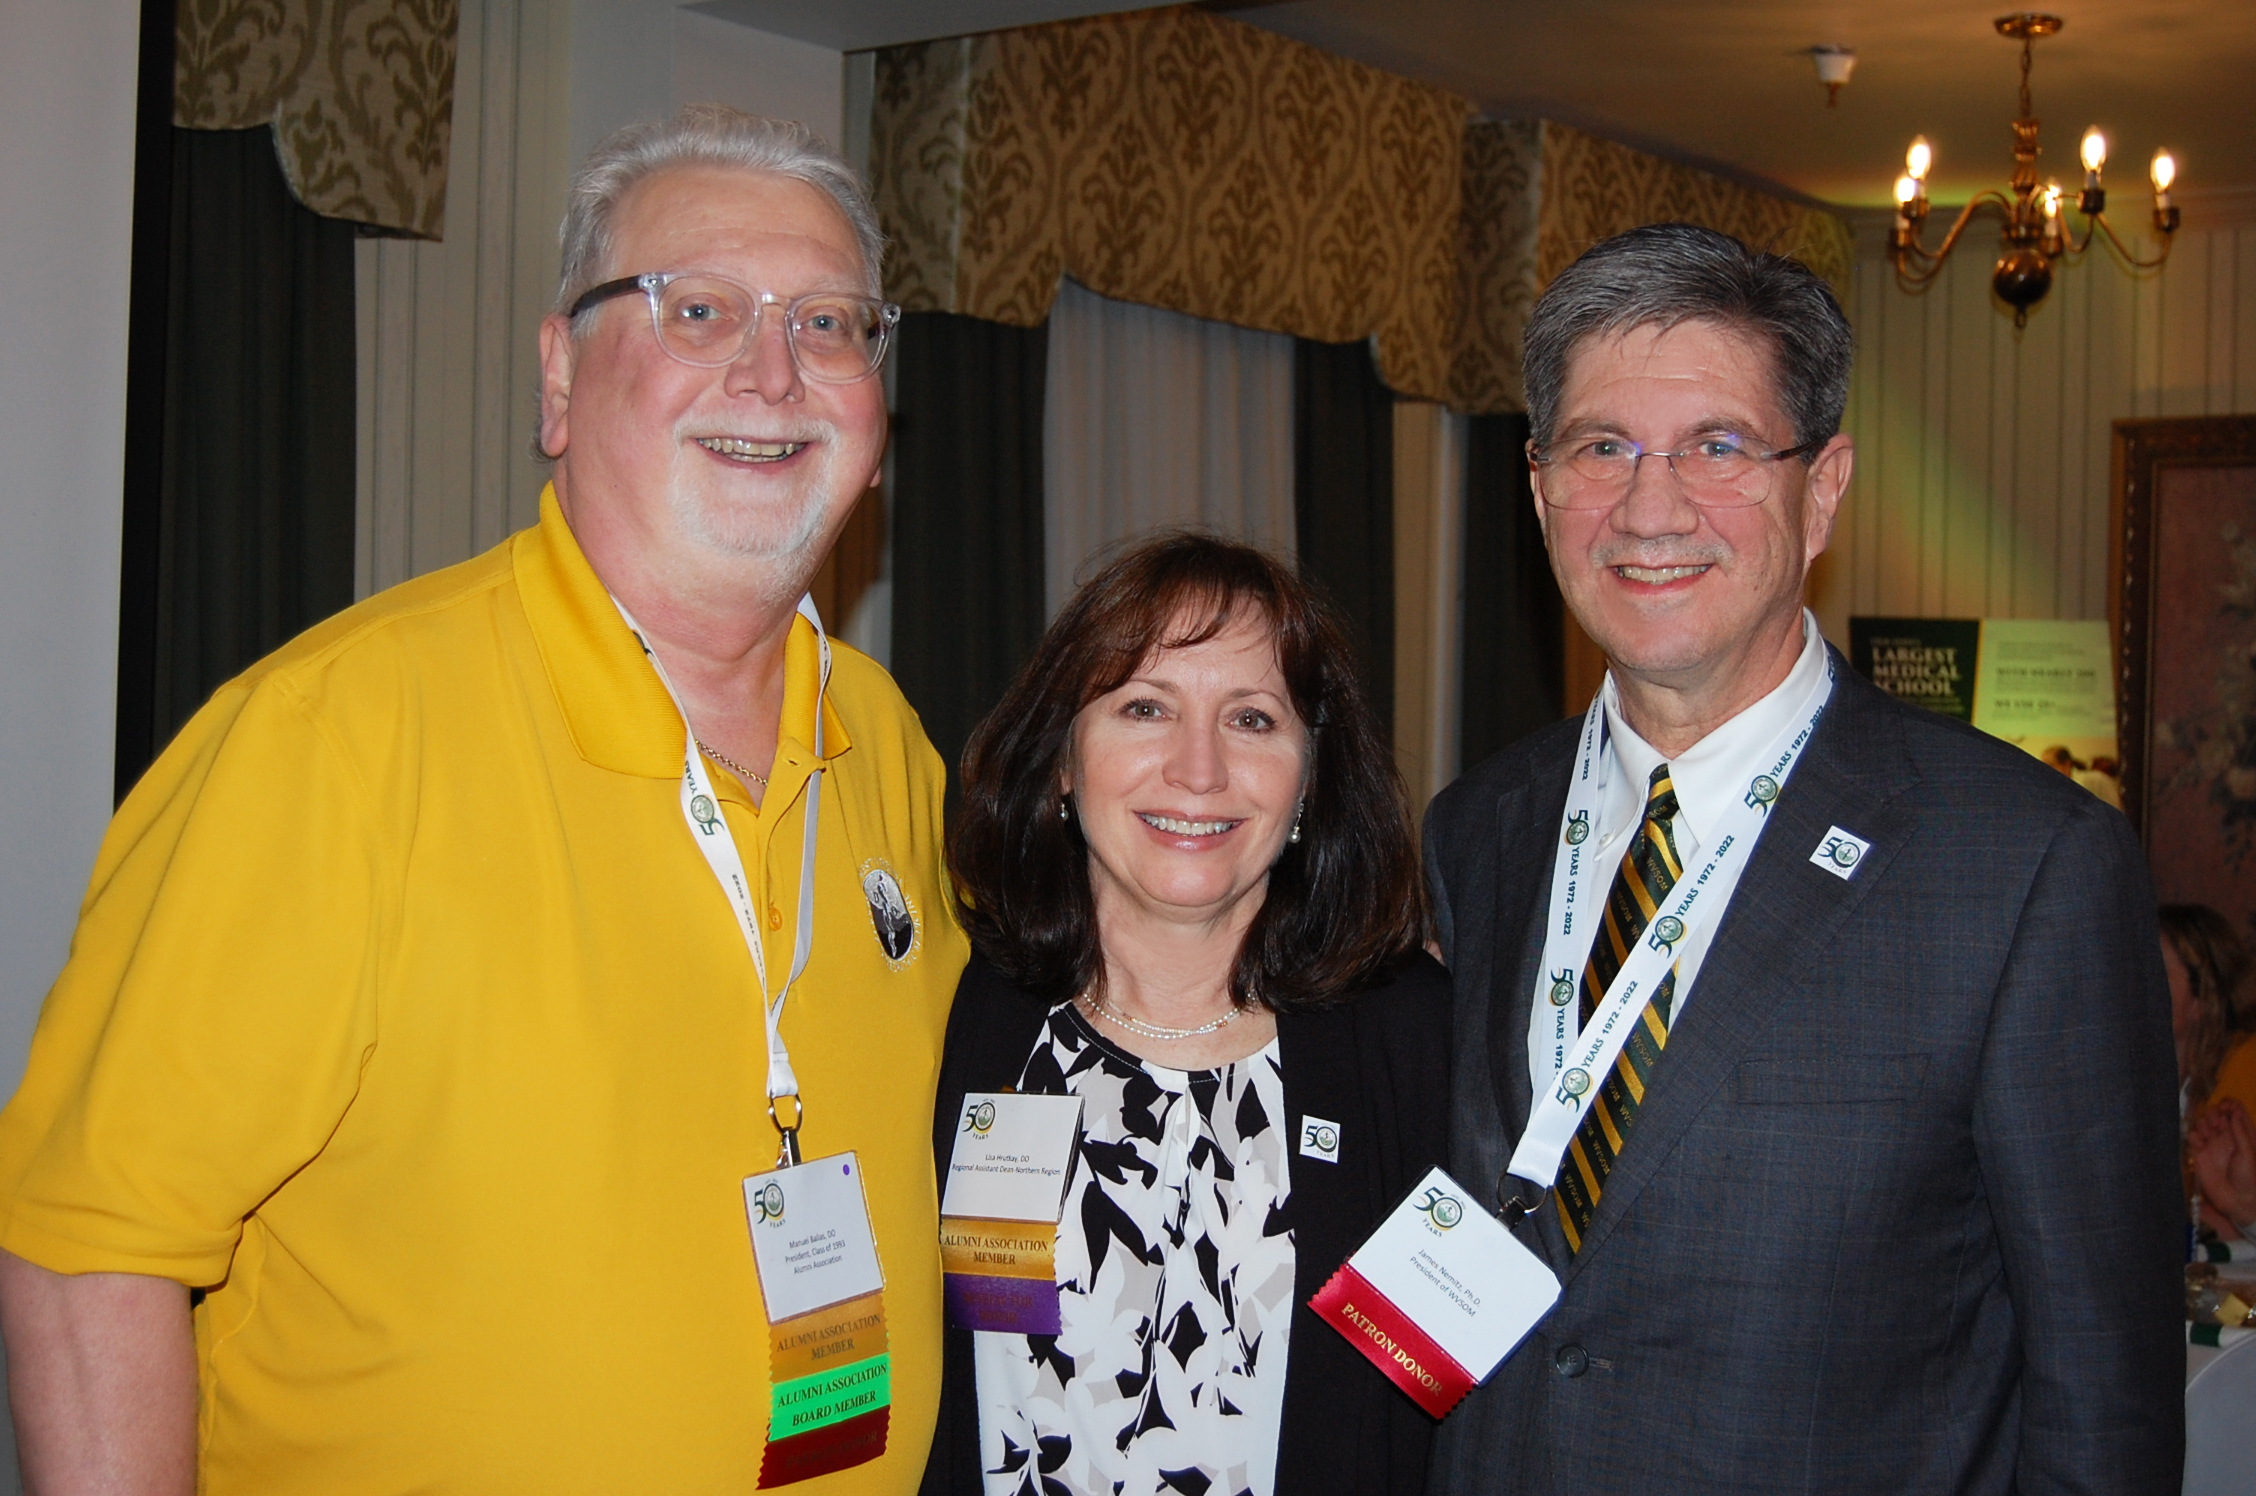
(2151, 150, 2180, 233)
(1906, 136, 1933, 183)
(2080, 127, 2107, 176)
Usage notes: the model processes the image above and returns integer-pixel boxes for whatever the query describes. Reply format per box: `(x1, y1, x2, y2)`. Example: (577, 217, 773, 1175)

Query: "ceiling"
(695, 0, 2254, 207)
(1220, 0, 2254, 207)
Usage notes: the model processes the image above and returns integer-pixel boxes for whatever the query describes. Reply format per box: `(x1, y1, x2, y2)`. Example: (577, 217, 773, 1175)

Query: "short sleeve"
(0, 673, 388, 1284)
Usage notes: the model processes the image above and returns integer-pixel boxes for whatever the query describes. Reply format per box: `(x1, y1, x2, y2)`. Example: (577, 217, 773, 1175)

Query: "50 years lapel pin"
(1809, 825, 1872, 881)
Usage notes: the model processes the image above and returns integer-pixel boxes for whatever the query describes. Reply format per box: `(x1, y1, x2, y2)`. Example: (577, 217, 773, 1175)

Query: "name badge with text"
(939, 1092, 1083, 1334)
(742, 1153, 890, 1487)
(1309, 1167, 1560, 1417)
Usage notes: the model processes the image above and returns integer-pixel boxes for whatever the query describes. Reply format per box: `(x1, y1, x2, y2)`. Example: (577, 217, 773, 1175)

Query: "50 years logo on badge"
(1414, 1186, 1466, 1233)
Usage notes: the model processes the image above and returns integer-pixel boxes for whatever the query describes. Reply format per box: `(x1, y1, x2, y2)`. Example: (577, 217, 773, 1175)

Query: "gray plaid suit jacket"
(1422, 650, 2182, 1496)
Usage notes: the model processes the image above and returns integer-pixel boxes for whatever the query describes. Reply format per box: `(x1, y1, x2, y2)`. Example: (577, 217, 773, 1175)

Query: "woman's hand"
(2191, 1099, 2256, 1235)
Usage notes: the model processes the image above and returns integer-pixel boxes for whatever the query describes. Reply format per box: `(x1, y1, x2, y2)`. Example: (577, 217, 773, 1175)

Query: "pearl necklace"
(695, 736, 769, 788)
(1083, 990, 1242, 1041)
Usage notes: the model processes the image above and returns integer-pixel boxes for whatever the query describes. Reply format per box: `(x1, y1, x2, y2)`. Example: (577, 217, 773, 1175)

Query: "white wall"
(0, 2, 141, 1097)
(674, 7, 841, 142)
(0, 5, 139, 1482)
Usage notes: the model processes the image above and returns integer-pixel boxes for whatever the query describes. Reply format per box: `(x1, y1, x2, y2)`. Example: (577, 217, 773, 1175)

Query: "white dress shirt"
(1540, 609, 1833, 1090)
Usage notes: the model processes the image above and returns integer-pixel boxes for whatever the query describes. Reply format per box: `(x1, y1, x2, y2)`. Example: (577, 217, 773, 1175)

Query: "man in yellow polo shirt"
(0, 107, 967, 1494)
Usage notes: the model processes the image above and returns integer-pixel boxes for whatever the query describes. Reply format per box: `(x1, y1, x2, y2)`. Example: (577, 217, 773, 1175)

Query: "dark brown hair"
(2165, 903, 2254, 1102)
(948, 532, 1424, 1012)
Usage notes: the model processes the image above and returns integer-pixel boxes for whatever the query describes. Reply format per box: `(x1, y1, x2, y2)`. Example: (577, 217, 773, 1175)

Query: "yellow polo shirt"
(0, 490, 968, 1493)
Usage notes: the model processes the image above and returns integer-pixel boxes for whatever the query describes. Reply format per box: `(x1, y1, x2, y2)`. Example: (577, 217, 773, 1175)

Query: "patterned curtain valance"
(870, 6, 1469, 407)
(870, 9, 1850, 416)
(175, 0, 459, 241)
(1534, 123, 1852, 297)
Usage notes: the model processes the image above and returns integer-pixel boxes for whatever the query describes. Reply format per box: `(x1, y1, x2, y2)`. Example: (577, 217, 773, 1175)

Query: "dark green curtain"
(890, 311, 1049, 802)
(114, 125, 358, 798)
(1459, 412, 1565, 767)
(1293, 338, 1395, 733)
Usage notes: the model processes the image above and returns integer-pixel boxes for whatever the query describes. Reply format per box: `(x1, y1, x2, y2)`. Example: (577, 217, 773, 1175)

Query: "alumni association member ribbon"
(938, 1093, 1082, 1333)
(1311, 1168, 1560, 1417)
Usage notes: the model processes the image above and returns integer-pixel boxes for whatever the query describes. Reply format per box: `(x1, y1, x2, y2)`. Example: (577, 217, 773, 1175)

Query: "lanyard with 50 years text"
(1506, 650, 1837, 1194)
(613, 592, 829, 1169)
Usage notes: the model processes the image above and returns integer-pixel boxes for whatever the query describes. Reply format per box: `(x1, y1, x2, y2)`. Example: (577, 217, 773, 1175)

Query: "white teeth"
(1617, 564, 1709, 583)
(1140, 813, 1237, 836)
(696, 437, 805, 461)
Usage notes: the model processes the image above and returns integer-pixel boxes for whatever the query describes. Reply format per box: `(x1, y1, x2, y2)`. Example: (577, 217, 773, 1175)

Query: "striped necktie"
(1554, 764, 1682, 1254)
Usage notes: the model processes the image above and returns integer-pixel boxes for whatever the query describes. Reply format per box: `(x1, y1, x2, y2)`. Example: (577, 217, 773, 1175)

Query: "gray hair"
(554, 105, 885, 331)
(1522, 222, 1853, 456)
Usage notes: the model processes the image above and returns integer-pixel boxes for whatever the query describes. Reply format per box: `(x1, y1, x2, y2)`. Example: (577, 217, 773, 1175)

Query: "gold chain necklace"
(695, 736, 769, 788)
(1082, 990, 1242, 1041)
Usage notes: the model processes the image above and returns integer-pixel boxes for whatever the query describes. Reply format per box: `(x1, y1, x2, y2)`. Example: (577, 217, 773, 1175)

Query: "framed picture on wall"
(2112, 415, 2256, 945)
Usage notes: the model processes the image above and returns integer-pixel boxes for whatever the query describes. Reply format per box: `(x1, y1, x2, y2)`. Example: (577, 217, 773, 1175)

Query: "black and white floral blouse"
(972, 1003, 1296, 1496)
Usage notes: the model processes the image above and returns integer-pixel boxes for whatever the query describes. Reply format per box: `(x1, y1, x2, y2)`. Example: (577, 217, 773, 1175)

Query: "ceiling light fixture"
(1809, 46, 1857, 108)
(1889, 13, 2180, 327)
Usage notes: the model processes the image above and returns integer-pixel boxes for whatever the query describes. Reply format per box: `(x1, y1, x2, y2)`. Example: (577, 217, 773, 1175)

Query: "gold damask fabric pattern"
(1536, 122, 1852, 299)
(871, 6, 1468, 406)
(175, 0, 457, 240)
(1454, 119, 1543, 415)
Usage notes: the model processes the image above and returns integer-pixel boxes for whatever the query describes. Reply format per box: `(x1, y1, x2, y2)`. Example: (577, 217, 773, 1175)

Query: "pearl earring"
(1289, 801, 1304, 844)
(1059, 797, 1070, 821)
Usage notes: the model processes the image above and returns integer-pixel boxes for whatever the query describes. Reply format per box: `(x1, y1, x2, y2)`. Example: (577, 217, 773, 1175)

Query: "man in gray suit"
(1424, 223, 2181, 1495)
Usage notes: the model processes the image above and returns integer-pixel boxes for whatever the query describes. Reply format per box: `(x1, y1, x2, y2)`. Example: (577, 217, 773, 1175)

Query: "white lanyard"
(615, 594, 831, 1166)
(1506, 652, 1836, 1191)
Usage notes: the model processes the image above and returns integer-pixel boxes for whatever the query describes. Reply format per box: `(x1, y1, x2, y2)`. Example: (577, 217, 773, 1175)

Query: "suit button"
(1553, 1344, 1590, 1378)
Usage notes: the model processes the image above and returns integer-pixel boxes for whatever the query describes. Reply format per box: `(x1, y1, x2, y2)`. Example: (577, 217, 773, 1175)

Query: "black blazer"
(1421, 652, 2184, 1496)
(919, 952, 1453, 1496)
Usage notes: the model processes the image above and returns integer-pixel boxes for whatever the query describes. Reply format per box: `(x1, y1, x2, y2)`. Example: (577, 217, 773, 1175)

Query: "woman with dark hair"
(921, 534, 1449, 1496)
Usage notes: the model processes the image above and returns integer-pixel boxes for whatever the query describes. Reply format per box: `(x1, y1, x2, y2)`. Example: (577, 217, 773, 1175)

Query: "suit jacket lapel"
(1558, 662, 1922, 1281)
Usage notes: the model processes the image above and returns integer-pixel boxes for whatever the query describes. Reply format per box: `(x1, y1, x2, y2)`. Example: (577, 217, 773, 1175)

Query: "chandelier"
(1889, 13, 2180, 327)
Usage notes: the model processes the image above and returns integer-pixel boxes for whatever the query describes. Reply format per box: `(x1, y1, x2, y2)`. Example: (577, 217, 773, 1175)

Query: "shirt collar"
(515, 485, 851, 780)
(1601, 610, 1829, 847)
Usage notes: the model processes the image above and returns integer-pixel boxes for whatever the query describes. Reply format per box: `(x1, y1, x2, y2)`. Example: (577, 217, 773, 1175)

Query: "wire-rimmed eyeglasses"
(568, 272, 901, 384)
(1528, 433, 1822, 510)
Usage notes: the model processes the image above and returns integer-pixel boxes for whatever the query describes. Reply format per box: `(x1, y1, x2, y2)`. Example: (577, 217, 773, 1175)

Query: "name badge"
(939, 1093, 1083, 1334)
(1309, 1167, 1560, 1417)
(742, 1152, 891, 1486)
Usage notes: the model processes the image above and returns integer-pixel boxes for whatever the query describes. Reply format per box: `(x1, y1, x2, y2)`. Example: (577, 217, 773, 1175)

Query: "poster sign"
(1849, 619, 1980, 721)
(1850, 617, 2120, 808)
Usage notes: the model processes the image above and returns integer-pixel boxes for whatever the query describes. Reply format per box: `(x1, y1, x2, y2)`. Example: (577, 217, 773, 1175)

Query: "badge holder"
(937, 1092, 1083, 1334)
(743, 1133, 892, 1487)
(1309, 1167, 1559, 1418)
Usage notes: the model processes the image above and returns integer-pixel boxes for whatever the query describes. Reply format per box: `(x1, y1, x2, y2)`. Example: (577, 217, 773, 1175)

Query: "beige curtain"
(175, 0, 459, 240)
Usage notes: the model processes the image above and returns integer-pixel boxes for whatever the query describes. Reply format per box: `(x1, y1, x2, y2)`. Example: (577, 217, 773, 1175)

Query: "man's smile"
(693, 436, 808, 462)
(1614, 563, 1712, 584)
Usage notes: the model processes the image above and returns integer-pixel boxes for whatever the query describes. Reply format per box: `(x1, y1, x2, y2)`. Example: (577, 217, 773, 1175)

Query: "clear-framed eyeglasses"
(568, 271, 902, 384)
(1528, 433, 1822, 510)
